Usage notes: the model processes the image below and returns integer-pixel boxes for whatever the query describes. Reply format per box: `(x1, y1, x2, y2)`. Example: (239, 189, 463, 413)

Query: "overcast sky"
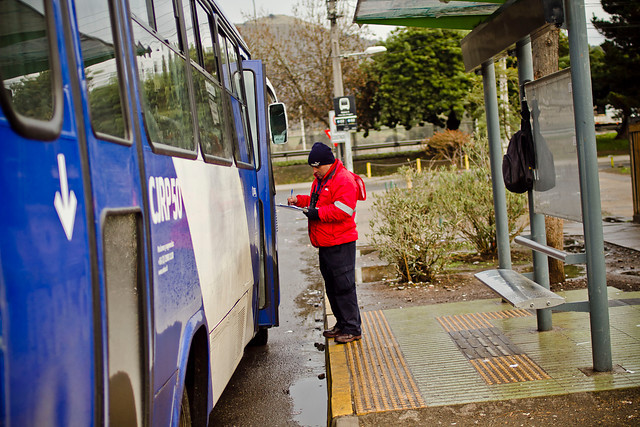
(222, 0, 610, 45)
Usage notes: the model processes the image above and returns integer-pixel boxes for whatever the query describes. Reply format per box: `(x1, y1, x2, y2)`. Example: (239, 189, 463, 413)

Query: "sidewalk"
(326, 288, 640, 426)
(321, 157, 640, 426)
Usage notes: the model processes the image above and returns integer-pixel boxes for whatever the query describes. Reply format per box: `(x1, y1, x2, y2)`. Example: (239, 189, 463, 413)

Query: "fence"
(271, 139, 424, 159)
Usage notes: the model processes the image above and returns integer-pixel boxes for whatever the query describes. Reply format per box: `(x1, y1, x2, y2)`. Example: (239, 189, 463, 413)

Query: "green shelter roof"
(354, 0, 506, 30)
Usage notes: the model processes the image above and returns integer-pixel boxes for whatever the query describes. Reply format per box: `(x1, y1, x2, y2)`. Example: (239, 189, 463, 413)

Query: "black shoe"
(323, 326, 341, 338)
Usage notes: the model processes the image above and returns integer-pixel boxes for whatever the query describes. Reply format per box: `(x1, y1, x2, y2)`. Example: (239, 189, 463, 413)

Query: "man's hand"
(304, 208, 320, 220)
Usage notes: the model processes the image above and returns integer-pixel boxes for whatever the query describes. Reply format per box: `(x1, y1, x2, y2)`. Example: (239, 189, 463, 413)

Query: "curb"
(324, 295, 358, 427)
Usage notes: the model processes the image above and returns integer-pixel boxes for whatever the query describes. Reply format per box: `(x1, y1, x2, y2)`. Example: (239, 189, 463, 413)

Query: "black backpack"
(502, 102, 536, 193)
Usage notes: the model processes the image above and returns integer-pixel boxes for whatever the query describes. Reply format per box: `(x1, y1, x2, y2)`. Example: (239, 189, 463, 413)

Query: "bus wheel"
(248, 328, 268, 346)
(179, 386, 192, 427)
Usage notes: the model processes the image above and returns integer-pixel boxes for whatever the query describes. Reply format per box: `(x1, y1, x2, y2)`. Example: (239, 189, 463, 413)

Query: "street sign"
(329, 110, 346, 143)
(333, 96, 357, 131)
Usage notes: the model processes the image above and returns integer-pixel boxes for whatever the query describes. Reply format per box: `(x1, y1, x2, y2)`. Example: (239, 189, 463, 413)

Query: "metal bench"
(474, 269, 565, 310)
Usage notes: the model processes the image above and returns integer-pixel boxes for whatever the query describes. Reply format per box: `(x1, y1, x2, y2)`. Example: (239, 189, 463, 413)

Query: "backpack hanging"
(502, 101, 536, 193)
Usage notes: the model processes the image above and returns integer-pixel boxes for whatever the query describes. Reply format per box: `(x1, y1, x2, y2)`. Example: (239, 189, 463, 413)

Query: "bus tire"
(179, 386, 192, 427)
(248, 328, 268, 346)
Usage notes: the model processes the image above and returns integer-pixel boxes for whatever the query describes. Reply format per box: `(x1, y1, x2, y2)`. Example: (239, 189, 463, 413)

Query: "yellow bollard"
(416, 158, 422, 173)
(366, 162, 371, 178)
(610, 155, 614, 168)
(464, 154, 469, 170)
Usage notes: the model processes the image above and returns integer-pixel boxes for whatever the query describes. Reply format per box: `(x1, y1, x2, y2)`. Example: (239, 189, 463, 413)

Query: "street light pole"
(327, 0, 354, 171)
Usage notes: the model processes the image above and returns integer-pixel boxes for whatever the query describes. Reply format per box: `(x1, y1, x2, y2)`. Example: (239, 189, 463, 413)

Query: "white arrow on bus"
(54, 153, 77, 241)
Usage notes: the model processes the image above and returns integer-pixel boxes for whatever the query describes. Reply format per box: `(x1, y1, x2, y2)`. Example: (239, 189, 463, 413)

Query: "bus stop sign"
(333, 96, 357, 131)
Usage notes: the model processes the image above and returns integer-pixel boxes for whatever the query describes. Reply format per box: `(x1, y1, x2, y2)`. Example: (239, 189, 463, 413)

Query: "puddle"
(359, 265, 397, 283)
(564, 264, 587, 279)
(289, 377, 327, 427)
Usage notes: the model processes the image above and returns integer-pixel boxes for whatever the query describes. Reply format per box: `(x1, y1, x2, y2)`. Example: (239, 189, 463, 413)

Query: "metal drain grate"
(438, 309, 550, 385)
(344, 310, 426, 415)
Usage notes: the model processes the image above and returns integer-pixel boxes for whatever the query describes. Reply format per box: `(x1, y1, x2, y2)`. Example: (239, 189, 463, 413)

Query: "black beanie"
(308, 142, 335, 167)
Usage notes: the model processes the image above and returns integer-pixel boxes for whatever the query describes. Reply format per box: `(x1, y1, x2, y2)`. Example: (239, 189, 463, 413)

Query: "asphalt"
(308, 155, 640, 426)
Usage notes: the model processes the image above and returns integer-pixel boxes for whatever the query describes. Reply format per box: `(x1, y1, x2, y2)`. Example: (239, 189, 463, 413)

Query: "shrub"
(369, 168, 461, 283)
(434, 165, 528, 255)
(422, 130, 473, 166)
(369, 142, 528, 282)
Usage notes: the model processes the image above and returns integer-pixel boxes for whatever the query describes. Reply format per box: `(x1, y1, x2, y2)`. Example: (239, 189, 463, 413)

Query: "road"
(209, 187, 328, 426)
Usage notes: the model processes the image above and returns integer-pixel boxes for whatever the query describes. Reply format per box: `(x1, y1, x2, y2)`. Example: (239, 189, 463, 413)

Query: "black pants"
(319, 241, 361, 336)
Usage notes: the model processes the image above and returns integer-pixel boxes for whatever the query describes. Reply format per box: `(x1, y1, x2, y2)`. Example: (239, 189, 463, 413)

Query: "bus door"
(243, 60, 279, 330)
(69, 1, 150, 426)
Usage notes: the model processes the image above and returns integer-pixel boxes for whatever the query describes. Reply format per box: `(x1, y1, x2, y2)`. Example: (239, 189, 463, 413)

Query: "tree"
(360, 28, 472, 132)
(592, 0, 640, 138)
(462, 56, 521, 142)
(238, 0, 371, 129)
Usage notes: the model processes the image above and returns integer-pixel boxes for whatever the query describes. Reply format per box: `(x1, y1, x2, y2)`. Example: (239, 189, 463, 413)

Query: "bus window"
(131, 21, 195, 152)
(226, 38, 243, 101)
(243, 70, 260, 170)
(181, 0, 199, 63)
(152, 0, 180, 51)
(217, 31, 231, 90)
(77, 0, 127, 140)
(129, 0, 154, 29)
(192, 70, 232, 162)
(195, 1, 219, 80)
(0, 0, 58, 124)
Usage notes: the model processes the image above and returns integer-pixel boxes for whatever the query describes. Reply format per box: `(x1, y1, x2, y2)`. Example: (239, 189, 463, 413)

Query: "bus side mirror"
(268, 102, 288, 144)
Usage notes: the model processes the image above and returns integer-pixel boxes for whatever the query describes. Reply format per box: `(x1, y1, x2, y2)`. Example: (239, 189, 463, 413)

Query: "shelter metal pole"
(516, 37, 552, 331)
(482, 61, 511, 269)
(565, 0, 611, 371)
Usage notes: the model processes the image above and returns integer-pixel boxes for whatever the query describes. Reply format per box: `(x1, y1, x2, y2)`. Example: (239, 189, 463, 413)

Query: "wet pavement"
(209, 190, 328, 426)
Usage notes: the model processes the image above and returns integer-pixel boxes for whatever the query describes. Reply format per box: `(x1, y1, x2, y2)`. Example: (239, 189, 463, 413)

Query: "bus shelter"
(354, 0, 612, 372)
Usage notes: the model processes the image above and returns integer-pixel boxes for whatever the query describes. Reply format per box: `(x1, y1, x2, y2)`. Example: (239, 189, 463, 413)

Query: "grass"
(606, 166, 632, 175)
(596, 132, 629, 155)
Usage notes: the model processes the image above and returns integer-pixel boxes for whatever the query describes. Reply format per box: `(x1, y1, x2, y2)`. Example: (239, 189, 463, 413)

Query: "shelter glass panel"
(525, 69, 582, 222)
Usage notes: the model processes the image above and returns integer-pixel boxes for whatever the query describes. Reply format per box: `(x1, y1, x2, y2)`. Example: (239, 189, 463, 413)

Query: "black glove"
(304, 207, 320, 220)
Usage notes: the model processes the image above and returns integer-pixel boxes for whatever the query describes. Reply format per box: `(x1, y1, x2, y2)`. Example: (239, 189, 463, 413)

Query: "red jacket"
(295, 160, 358, 248)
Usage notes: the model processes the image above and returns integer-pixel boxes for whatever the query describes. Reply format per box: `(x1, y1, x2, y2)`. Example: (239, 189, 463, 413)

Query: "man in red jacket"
(287, 142, 362, 344)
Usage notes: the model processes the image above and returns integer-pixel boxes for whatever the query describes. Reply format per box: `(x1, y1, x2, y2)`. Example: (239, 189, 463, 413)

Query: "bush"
(369, 141, 528, 282)
(369, 170, 460, 283)
(434, 165, 527, 255)
(422, 130, 473, 166)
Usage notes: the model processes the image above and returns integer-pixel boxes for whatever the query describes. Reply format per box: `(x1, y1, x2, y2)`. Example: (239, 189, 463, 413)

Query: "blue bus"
(0, 0, 288, 425)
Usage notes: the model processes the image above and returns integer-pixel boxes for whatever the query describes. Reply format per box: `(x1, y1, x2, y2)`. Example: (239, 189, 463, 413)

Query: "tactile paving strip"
(436, 309, 533, 332)
(437, 310, 550, 385)
(470, 355, 551, 384)
(344, 310, 426, 415)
